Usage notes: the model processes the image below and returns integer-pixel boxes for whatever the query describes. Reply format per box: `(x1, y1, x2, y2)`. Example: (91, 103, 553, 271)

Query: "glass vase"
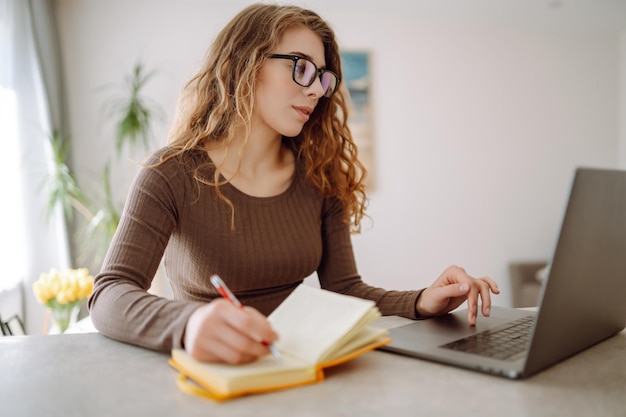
(49, 301, 82, 334)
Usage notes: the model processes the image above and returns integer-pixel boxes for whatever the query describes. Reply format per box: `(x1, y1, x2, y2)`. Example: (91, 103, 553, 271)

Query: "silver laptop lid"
(524, 167, 626, 376)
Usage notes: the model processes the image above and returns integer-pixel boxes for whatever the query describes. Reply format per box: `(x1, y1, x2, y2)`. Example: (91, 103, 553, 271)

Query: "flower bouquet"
(33, 268, 94, 333)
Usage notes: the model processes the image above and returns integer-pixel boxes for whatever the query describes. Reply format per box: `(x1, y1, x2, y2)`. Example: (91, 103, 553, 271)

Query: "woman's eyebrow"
(288, 51, 310, 59)
(288, 51, 326, 69)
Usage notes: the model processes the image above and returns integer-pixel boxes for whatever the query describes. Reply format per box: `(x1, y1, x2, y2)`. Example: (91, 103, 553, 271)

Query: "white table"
(1, 316, 625, 417)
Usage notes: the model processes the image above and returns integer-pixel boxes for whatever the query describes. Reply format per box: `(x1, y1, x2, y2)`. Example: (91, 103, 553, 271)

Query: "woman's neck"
(207, 126, 295, 197)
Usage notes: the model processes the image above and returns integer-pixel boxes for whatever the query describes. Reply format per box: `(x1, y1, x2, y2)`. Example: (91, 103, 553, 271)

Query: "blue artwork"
(340, 51, 369, 107)
(339, 50, 374, 188)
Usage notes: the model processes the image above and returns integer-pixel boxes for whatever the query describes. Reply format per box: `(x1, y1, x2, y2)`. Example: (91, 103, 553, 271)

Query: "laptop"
(379, 167, 626, 379)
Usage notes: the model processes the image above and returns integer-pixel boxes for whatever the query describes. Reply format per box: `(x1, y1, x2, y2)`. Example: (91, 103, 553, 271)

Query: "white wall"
(618, 30, 626, 167)
(53, 0, 626, 307)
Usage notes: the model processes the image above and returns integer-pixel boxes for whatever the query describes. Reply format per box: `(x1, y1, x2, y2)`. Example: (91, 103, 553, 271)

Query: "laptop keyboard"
(440, 315, 536, 361)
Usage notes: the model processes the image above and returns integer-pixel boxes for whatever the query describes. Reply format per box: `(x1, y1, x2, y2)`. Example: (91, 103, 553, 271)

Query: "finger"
(207, 301, 275, 360)
(435, 265, 468, 287)
(466, 285, 480, 325)
(432, 282, 470, 312)
(241, 306, 279, 344)
(434, 282, 470, 299)
(478, 281, 492, 316)
(217, 302, 277, 344)
(481, 276, 500, 294)
(213, 323, 269, 364)
(476, 276, 500, 316)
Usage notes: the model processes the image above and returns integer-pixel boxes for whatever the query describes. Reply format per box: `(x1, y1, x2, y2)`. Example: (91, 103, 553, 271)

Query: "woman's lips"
(293, 106, 313, 121)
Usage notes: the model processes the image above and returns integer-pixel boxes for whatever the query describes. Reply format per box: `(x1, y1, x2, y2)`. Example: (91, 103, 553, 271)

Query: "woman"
(89, 3, 499, 365)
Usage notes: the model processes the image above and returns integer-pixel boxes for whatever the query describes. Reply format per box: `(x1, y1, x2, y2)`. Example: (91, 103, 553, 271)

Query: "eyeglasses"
(268, 54, 339, 98)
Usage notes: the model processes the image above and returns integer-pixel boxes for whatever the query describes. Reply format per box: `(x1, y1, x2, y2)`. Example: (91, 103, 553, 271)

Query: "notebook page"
(268, 285, 378, 365)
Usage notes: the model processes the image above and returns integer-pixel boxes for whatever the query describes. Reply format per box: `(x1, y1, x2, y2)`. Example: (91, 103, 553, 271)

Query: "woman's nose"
(304, 76, 325, 99)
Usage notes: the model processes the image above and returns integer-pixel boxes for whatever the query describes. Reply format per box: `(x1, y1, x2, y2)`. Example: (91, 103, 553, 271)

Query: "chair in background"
(1, 313, 26, 336)
(508, 261, 548, 308)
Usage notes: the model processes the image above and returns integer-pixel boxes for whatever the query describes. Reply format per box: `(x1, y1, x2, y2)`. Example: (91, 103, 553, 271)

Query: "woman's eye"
(294, 62, 306, 74)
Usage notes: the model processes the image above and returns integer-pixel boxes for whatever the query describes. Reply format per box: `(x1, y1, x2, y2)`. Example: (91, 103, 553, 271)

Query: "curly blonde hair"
(162, 3, 367, 232)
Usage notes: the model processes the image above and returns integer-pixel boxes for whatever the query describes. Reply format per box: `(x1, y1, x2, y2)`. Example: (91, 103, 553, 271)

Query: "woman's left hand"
(416, 265, 500, 325)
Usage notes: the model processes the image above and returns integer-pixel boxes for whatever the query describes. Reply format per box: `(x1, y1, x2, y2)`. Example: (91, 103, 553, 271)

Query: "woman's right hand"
(183, 299, 278, 364)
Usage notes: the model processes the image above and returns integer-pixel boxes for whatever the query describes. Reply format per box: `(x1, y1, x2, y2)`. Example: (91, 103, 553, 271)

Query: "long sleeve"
(88, 155, 205, 351)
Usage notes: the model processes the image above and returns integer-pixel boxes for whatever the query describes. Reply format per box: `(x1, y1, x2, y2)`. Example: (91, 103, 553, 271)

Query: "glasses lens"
(293, 58, 317, 87)
(320, 72, 338, 98)
(291, 57, 338, 98)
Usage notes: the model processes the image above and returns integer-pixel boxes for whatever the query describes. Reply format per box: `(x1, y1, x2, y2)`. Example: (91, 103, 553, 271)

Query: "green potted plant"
(42, 62, 163, 272)
(105, 62, 163, 155)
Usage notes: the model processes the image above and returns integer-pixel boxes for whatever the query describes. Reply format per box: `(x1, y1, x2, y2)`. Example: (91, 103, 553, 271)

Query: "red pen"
(210, 275, 281, 359)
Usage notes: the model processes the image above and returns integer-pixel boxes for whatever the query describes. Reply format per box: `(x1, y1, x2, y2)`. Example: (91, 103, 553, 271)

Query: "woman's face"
(253, 25, 327, 138)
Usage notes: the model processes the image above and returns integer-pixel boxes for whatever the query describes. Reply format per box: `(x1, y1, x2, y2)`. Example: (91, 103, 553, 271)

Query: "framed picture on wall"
(340, 50, 374, 189)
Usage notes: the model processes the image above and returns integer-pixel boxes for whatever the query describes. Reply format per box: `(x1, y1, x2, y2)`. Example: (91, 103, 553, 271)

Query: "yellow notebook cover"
(169, 285, 391, 401)
(169, 336, 391, 401)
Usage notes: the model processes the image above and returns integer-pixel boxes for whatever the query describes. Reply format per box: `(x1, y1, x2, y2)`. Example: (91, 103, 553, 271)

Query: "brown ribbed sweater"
(89, 147, 422, 352)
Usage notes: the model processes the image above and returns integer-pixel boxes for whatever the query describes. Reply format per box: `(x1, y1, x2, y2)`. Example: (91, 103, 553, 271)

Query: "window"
(0, 5, 27, 291)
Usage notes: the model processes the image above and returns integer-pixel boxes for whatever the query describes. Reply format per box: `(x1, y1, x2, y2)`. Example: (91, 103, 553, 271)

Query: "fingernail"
(459, 283, 469, 292)
(485, 307, 490, 315)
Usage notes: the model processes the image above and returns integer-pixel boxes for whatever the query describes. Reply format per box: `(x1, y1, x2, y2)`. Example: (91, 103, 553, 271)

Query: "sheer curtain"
(0, 0, 70, 334)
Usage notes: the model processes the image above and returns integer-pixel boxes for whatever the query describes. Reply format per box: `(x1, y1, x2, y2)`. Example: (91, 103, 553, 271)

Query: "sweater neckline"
(220, 162, 301, 202)
(206, 146, 302, 202)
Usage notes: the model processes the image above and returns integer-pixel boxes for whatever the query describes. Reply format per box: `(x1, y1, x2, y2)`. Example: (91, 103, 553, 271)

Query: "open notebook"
(169, 284, 390, 400)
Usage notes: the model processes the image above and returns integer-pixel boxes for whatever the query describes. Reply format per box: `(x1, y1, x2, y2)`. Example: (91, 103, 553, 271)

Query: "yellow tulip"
(56, 290, 69, 304)
(33, 281, 48, 304)
(33, 267, 94, 306)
